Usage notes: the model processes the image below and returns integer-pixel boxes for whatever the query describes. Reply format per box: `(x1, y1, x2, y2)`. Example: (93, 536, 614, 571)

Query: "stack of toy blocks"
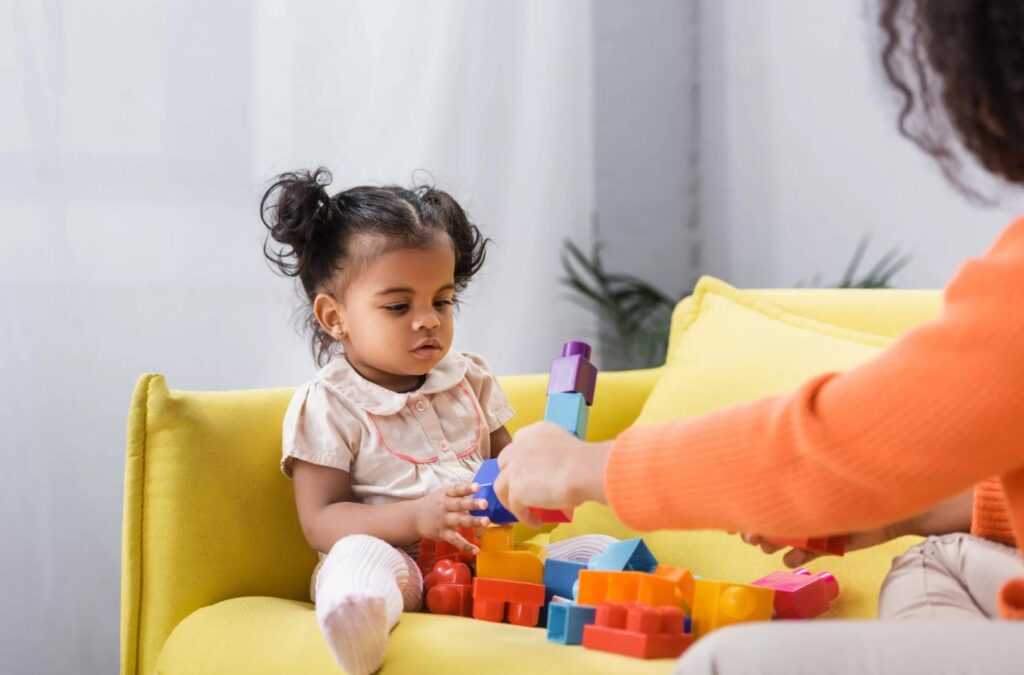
(530, 340, 598, 524)
(471, 525, 547, 627)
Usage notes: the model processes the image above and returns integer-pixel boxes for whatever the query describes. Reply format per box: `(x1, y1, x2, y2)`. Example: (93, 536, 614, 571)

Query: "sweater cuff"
(971, 478, 1017, 547)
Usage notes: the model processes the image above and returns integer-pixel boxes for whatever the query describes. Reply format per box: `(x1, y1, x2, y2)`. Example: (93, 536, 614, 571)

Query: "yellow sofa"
(120, 280, 942, 674)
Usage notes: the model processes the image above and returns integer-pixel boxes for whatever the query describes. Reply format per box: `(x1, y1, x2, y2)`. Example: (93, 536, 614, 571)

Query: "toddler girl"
(262, 169, 612, 674)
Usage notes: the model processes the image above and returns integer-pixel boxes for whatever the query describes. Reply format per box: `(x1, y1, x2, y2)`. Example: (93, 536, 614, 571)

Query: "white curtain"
(0, 1, 594, 672)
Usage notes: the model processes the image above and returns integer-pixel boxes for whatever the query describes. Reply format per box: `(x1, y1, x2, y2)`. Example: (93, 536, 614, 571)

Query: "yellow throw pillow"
(554, 276, 923, 619)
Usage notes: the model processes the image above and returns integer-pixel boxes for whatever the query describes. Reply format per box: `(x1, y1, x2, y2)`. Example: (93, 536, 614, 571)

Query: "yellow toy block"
(480, 525, 515, 552)
(577, 571, 679, 608)
(476, 550, 544, 584)
(476, 525, 545, 583)
(690, 579, 775, 638)
(654, 565, 696, 610)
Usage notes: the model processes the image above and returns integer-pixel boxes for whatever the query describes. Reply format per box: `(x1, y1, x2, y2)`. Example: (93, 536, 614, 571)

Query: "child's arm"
(292, 459, 489, 555)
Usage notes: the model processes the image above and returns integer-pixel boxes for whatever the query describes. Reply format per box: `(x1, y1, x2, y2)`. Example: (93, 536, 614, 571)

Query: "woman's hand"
(493, 422, 611, 528)
(415, 483, 490, 554)
(740, 490, 975, 567)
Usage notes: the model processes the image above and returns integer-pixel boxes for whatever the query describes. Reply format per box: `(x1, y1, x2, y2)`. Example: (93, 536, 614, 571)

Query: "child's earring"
(335, 327, 346, 339)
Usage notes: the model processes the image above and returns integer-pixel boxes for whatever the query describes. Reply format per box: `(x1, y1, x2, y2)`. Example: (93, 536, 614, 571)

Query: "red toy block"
(750, 568, 840, 619)
(472, 578, 546, 627)
(528, 507, 573, 523)
(582, 602, 693, 659)
(426, 583, 474, 617)
(417, 527, 479, 576)
(423, 559, 472, 590)
(763, 536, 846, 556)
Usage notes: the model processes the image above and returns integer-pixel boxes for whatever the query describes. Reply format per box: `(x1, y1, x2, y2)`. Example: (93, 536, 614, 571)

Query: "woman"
(496, 1, 1024, 672)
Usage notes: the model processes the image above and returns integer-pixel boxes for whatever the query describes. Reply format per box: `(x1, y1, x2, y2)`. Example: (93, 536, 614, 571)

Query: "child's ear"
(313, 292, 346, 340)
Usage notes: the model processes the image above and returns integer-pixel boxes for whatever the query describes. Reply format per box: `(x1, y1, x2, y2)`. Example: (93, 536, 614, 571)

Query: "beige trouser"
(676, 534, 1024, 675)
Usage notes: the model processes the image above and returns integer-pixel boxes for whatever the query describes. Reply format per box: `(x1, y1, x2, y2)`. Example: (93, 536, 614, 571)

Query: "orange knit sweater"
(607, 218, 1024, 620)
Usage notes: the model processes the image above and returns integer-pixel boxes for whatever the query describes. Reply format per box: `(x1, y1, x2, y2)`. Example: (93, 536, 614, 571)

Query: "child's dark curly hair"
(261, 168, 489, 366)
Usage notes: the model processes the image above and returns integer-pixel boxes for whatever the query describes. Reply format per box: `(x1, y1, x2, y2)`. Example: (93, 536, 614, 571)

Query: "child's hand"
(416, 483, 490, 554)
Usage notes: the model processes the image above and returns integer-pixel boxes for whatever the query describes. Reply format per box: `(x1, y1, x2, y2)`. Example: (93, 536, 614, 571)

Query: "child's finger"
(444, 483, 479, 498)
(446, 494, 488, 513)
(446, 512, 489, 530)
(442, 529, 480, 555)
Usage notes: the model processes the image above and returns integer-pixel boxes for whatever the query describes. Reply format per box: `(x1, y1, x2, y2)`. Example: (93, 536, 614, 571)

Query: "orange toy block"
(582, 602, 693, 659)
(417, 527, 479, 576)
(577, 571, 678, 608)
(654, 565, 696, 609)
(690, 579, 775, 638)
(472, 578, 546, 627)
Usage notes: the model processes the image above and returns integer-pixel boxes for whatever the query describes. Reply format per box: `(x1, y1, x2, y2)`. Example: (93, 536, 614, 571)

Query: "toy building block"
(472, 578, 546, 627)
(477, 550, 544, 584)
(762, 536, 846, 556)
(470, 459, 516, 524)
(528, 507, 573, 523)
(654, 565, 696, 610)
(577, 570, 678, 608)
(582, 602, 693, 659)
(690, 579, 775, 638)
(750, 568, 840, 619)
(587, 538, 658, 573)
(426, 584, 474, 617)
(548, 340, 598, 405)
(480, 525, 516, 552)
(544, 558, 587, 601)
(547, 602, 597, 645)
(423, 559, 474, 617)
(416, 527, 479, 576)
(545, 392, 590, 439)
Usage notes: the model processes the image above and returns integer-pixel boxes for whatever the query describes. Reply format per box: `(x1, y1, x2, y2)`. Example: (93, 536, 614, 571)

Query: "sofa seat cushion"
(157, 596, 676, 674)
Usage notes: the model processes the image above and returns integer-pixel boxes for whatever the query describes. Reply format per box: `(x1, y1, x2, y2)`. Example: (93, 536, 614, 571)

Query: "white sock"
(545, 534, 619, 563)
(314, 535, 422, 675)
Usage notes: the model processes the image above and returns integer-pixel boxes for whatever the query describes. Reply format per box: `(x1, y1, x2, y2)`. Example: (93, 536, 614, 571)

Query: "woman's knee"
(674, 624, 780, 675)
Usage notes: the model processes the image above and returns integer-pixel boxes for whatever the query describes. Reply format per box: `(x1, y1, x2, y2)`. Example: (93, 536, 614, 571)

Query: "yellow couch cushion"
(157, 597, 670, 674)
(554, 277, 938, 619)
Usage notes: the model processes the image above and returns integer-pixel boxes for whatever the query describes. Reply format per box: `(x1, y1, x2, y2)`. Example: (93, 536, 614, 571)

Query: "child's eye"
(434, 298, 456, 309)
(383, 303, 409, 313)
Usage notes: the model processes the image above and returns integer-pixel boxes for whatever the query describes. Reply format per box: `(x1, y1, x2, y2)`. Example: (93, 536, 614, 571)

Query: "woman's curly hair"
(879, 0, 1024, 197)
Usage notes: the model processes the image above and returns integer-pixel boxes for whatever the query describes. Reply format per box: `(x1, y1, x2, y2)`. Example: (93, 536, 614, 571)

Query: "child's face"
(328, 237, 458, 389)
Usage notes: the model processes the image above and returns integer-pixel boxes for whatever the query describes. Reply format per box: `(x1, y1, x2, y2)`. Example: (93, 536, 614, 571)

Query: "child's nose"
(415, 310, 441, 331)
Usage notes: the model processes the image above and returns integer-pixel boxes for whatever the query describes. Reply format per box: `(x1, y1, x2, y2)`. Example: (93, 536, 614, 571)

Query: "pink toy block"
(750, 568, 840, 619)
(547, 341, 598, 405)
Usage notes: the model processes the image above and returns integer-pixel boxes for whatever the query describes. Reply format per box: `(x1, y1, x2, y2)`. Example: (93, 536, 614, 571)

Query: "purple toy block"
(547, 341, 598, 405)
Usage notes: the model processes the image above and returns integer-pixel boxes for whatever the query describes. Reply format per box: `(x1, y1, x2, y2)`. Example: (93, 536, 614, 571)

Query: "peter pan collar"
(316, 351, 469, 416)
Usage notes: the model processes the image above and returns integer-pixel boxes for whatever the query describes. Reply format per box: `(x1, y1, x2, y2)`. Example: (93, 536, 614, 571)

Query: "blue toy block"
(470, 459, 517, 523)
(586, 538, 658, 573)
(547, 602, 597, 645)
(544, 392, 589, 439)
(544, 558, 587, 600)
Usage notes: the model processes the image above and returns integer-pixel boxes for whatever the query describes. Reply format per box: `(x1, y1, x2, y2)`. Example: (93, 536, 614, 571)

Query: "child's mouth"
(412, 345, 441, 359)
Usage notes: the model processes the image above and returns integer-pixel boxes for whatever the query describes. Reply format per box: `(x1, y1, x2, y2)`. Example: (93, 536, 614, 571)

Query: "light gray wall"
(592, 0, 701, 301)
(699, 0, 1023, 289)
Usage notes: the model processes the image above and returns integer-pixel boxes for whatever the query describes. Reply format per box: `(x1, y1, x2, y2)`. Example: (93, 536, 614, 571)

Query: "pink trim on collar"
(367, 381, 484, 465)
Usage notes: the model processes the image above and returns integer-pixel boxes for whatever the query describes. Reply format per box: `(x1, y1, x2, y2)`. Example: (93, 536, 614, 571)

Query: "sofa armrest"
(498, 367, 663, 441)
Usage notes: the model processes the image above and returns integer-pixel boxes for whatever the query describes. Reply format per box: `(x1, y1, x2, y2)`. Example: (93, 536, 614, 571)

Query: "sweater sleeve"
(606, 219, 1024, 537)
(973, 478, 1018, 547)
